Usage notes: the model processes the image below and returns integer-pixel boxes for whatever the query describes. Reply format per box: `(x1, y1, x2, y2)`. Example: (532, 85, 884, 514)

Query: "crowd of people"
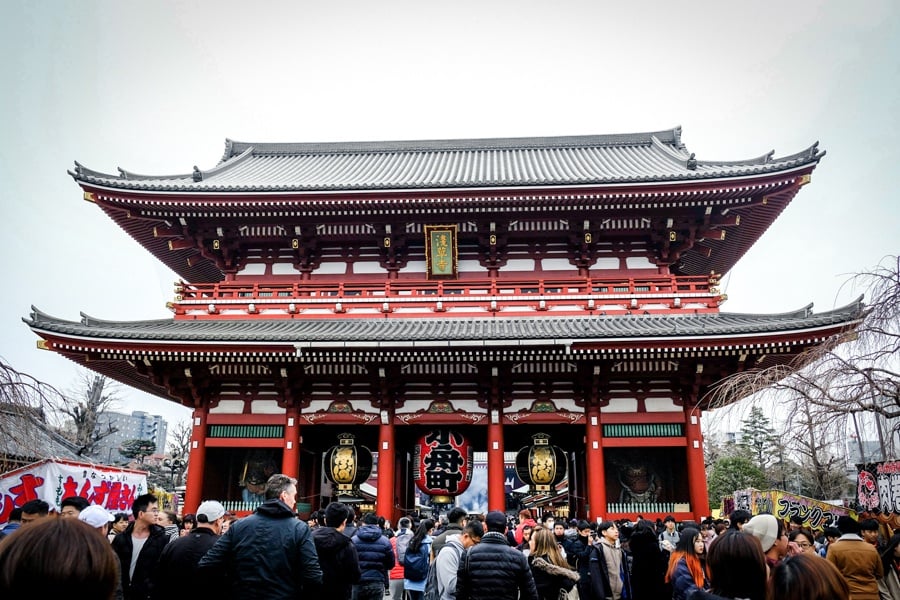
(0, 477, 894, 600)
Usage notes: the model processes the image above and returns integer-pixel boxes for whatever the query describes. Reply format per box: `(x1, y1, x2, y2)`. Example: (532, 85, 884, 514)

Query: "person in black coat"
(628, 519, 669, 600)
(111, 493, 170, 600)
(351, 512, 395, 600)
(198, 474, 323, 599)
(528, 527, 580, 600)
(313, 502, 362, 600)
(456, 510, 538, 600)
(152, 500, 228, 599)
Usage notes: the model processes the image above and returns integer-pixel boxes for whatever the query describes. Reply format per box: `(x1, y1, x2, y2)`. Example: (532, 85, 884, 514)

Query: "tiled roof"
(70, 127, 824, 193)
(0, 407, 82, 462)
(26, 299, 863, 348)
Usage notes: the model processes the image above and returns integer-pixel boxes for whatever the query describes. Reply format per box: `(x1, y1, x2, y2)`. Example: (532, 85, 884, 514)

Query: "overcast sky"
(1, 1, 897, 437)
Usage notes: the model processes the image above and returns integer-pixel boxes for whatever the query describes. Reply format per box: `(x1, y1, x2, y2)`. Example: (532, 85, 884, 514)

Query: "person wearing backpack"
(428, 520, 484, 600)
(390, 517, 413, 600)
(352, 513, 395, 600)
(404, 518, 436, 600)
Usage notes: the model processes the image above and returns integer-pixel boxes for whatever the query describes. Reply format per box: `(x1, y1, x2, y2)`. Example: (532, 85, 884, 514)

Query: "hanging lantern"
(323, 433, 373, 495)
(515, 433, 567, 493)
(413, 430, 473, 504)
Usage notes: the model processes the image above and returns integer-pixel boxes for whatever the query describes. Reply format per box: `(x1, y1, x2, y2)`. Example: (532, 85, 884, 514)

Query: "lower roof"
(26, 300, 863, 350)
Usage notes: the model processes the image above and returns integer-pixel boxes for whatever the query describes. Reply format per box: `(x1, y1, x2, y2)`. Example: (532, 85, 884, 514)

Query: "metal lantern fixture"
(323, 433, 373, 495)
(413, 429, 473, 504)
(515, 433, 567, 493)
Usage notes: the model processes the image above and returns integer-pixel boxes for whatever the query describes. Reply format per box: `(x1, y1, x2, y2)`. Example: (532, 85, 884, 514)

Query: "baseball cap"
(78, 505, 115, 529)
(197, 500, 226, 523)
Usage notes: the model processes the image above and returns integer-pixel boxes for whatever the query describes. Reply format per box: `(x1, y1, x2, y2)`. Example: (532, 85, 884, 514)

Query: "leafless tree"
(707, 255, 900, 497)
(51, 374, 121, 457)
(0, 357, 69, 472)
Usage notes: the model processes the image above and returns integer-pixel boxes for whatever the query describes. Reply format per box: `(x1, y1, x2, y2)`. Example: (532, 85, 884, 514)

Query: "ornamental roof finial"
(192, 166, 203, 182)
(686, 153, 697, 170)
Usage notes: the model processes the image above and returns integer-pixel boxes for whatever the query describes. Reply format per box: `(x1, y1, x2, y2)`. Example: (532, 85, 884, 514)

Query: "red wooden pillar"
(377, 410, 396, 522)
(487, 410, 506, 512)
(281, 405, 301, 479)
(184, 405, 209, 514)
(585, 405, 606, 521)
(685, 403, 711, 519)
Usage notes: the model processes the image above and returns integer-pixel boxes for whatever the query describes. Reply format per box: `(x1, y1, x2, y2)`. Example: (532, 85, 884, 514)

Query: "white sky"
(1, 1, 897, 437)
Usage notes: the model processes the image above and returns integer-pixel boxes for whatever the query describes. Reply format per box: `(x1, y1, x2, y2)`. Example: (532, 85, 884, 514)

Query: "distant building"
(92, 411, 168, 465)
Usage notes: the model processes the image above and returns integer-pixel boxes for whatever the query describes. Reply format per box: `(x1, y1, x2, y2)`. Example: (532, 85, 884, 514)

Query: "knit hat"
(78, 505, 114, 529)
(197, 500, 226, 523)
(485, 511, 508, 532)
(744, 514, 778, 552)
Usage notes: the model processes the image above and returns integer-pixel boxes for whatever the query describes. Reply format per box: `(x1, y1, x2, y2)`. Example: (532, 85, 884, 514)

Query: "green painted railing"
(208, 424, 285, 438)
(602, 423, 684, 438)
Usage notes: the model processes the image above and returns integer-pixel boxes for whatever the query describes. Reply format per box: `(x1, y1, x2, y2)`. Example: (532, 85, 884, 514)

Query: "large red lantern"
(515, 433, 567, 493)
(323, 433, 373, 495)
(413, 430, 473, 503)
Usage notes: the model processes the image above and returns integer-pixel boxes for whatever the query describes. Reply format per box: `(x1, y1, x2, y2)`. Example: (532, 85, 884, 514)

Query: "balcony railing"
(169, 274, 725, 319)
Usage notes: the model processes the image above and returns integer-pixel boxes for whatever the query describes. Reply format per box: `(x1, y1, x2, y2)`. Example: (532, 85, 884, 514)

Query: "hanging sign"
(424, 225, 458, 279)
(413, 429, 473, 502)
(515, 433, 567, 493)
(323, 433, 373, 494)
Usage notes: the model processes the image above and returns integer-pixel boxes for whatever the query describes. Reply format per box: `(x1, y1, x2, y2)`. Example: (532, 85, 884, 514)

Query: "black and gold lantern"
(515, 433, 567, 493)
(323, 433, 373, 495)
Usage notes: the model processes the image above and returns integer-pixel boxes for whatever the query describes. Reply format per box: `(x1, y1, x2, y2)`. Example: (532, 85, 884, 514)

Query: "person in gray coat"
(432, 520, 483, 600)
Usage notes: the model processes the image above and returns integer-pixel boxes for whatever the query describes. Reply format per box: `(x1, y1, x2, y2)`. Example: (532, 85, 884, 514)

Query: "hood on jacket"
(255, 499, 296, 519)
(530, 556, 580, 582)
(315, 526, 353, 552)
(355, 523, 386, 542)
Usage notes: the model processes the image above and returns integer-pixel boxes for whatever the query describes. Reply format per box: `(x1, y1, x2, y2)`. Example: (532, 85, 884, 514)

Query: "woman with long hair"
(689, 530, 766, 600)
(528, 526, 579, 600)
(403, 518, 435, 600)
(768, 553, 849, 600)
(879, 532, 900, 600)
(665, 526, 709, 600)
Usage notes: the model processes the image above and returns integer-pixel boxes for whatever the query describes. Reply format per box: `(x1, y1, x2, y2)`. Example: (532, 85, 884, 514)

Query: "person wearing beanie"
(826, 516, 883, 599)
(742, 514, 787, 571)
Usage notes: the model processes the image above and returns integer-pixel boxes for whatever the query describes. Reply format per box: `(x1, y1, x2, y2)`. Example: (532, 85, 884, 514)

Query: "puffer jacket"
(352, 523, 395, 584)
(198, 499, 322, 599)
(456, 531, 538, 600)
(529, 555, 580, 600)
(314, 526, 362, 600)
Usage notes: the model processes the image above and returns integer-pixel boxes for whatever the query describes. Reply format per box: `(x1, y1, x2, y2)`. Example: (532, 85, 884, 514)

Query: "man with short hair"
(456, 510, 537, 600)
(827, 515, 883, 599)
(152, 500, 227, 598)
(199, 474, 323, 599)
(20, 499, 51, 526)
(0, 507, 22, 539)
(860, 518, 882, 549)
(352, 512, 395, 600)
(313, 502, 361, 600)
(728, 509, 751, 531)
(432, 507, 468, 558)
(111, 493, 170, 600)
(60, 495, 91, 518)
(594, 520, 631, 600)
(658, 515, 679, 552)
(433, 519, 483, 600)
